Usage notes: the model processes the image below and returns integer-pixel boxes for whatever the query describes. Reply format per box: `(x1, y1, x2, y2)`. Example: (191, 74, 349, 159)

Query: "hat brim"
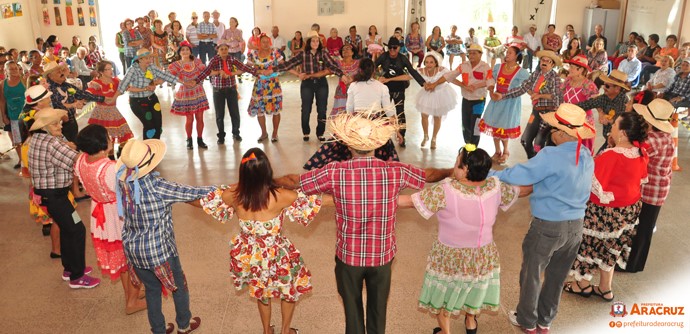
(42, 63, 67, 77)
(633, 104, 674, 133)
(328, 113, 400, 151)
(541, 112, 596, 140)
(26, 90, 53, 105)
(600, 75, 630, 90)
(29, 108, 68, 131)
(564, 59, 591, 72)
(116, 139, 167, 181)
(535, 50, 562, 67)
(131, 52, 152, 65)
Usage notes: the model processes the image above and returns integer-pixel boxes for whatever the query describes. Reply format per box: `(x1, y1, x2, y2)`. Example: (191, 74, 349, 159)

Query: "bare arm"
(398, 194, 414, 208)
(424, 168, 453, 183)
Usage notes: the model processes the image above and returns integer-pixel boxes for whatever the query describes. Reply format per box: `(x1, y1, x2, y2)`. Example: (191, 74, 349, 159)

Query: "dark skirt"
(303, 139, 399, 170)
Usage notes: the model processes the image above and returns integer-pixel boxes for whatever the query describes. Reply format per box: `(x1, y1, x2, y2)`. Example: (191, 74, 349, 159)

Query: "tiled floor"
(1, 75, 689, 333)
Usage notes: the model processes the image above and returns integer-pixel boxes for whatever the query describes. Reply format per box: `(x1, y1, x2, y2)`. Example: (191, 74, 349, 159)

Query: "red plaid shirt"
(641, 131, 674, 206)
(195, 55, 257, 88)
(300, 157, 425, 267)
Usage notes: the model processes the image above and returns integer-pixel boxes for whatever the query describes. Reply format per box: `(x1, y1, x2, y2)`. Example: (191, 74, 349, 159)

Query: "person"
(168, 20, 185, 62)
(186, 12, 200, 57)
(270, 26, 287, 59)
(561, 37, 582, 62)
(69, 35, 82, 56)
(246, 27, 262, 53)
(587, 38, 608, 77)
(29, 108, 101, 289)
(290, 31, 305, 58)
(168, 42, 210, 150)
(522, 24, 541, 73)
(163, 12, 177, 34)
(586, 24, 607, 50)
(116, 139, 212, 334)
(445, 25, 466, 69)
(195, 42, 257, 144)
(74, 124, 146, 314)
(85, 61, 133, 148)
(505, 26, 526, 51)
(44, 61, 106, 142)
(617, 45, 642, 84)
(116, 22, 128, 73)
(425, 26, 446, 57)
(639, 34, 661, 72)
(200, 148, 325, 334)
(299, 111, 427, 334)
(365, 25, 384, 61)
(327, 27, 344, 58)
(0, 60, 26, 168)
(561, 27, 576, 53)
(375, 36, 426, 147)
(414, 51, 457, 149)
(197, 11, 217, 64)
(611, 32, 639, 69)
(268, 31, 349, 142)
(122, 18, 143, 67)
(219, 17, 244, 80)
(491, 104, 595, 334)
(247, 35, 284, 143)
(577, 69, 631, 153)
(151, 20, 169, 69)
(118, 49, 180, 140)
(564, 112, 649, 302)
(640, 35, 679, 85)
(310, 23, 328, 46)
(329, 44, 360, 116)
(483, 27, 503, 68)
(561, 55, 599, 153)
(137, 17, 153, 50)
(211, 10, 226, 48)
(465, 27, 479, 49)
(344, 25, 363, 58)
(660, 58, 690, 109)
(541, 24, 562, 53)
(495, 50, 562, 158)
(645, 55, 675, 94)
(28, 49, 43, 76)
(625, 98, 675, 272)
(400, 145, 528, 334)
(392, 27, 408, 57)
(406, 22, 425, 68)
(303, 57, 398, 171)
(70, 47, 96, 86)
(480, 46, 529, 163)
(42, 35, 61, 65)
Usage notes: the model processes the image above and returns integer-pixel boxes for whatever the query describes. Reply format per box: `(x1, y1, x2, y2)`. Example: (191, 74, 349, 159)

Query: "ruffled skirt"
(415, 84, 458, 117)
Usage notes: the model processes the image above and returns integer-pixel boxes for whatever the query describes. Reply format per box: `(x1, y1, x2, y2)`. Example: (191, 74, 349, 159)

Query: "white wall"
(0, 0, 37, 51)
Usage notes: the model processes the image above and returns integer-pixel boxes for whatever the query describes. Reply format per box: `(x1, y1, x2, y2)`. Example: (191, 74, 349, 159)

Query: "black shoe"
(432, 328, 442, 334)
(187, 138, 193, 150)
(13, 162, 20, 169)
(317, 136, 326, 142)
(50, 252, 61, 259)
(233, 135, 242, 142)
(42, 224, 52, 236)
(197, 138, 208, 149)
(217, 138, 225, 145)
(303, 135, 310, 142)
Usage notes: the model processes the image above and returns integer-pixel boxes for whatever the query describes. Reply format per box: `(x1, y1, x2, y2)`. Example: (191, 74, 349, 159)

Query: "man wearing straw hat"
(576, 69, 630, 153)
(489, 103, 595, 334)
(299, 111, 427, 334)
(116, 139, 214, 334)
(44, 61, 110, 142)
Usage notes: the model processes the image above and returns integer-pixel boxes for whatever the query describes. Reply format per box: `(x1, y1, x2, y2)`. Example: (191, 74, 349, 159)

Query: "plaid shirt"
(665, 73, 690, 101)
(300, 157, 426, 267)
(119, 172, 215, 269)
(48, 79, 105, 122)
(119, 64, 178, 98)
(273, 49, 344, 76)
(28, 133, 79, 189)
(198, 22, 216, 42)
(503, 68, 563, 109)
(641, 131, 674, 205)
(195, 55, 257, 88)
(122, 29, 143, 57)
(576, 92, 629, 137)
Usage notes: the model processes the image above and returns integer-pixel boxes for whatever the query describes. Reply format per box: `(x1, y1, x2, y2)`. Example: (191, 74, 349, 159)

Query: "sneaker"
(233, 135, 243, 142)
(165, 323, 175, 334)
(63, 266, 93, 281)
(177, 316, 201, 334)
(537, 324, 550, 334)
(69, 274, 101, 289)
(508, 310, 537, 333)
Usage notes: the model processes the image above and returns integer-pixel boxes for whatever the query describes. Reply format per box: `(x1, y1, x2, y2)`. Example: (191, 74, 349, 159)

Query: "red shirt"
(641, 131, 674, 206)
(590, 147, 649, 207)
(300, 157, 425, 267)
(326, 37, 344, 57)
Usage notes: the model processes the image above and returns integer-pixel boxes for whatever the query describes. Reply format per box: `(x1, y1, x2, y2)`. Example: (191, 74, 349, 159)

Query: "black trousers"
(61, 118, 79, 142)
(461, 98, 485, 145)
(130, 95, 163, 139)
(625, 202, 662, 272)
(119, 52, 127, 73)
(390, 91, 406, 138)
(300, 78, 329, 137)
(335, 257, 392, 334)
(213, 86, 240, 139)
(521, 108, 550, 159)
(35, 187, 86, 281)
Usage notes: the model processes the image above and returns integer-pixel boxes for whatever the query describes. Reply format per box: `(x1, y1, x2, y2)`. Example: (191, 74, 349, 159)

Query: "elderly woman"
(118, 49, 180, 139)
(28, 108, 100, 288)
(564, 112, 649, 301)
(645, 55, 676, 95)
(562, 55, 599, 153)
(406, 22, 425, 68)
(247, 35, 284, 143)
(483, 27, 504, 68)
(541, 24, 562, 53)
(330, 44, 360, 115)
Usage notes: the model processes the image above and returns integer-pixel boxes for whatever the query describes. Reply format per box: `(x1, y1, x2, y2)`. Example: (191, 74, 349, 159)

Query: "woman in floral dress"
(561, 55, 599, 153)
(86, 61, 134, 148)
(168, 42, 210, 150)
(167, 20, 185, 63)
(151, 19, 168, 68)
(400, 145, 525, 334)
(247, 35, 283, 143)
(201, 148, 324, 334)
(74, 124, 146, 314)
(330, 44, 360, 116)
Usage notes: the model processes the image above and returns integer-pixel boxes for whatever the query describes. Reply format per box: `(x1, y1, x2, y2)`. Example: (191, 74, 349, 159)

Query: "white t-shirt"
(213, 21, 226, 44)
(271, 35, 287, 51)
(346, 79, 394, 117)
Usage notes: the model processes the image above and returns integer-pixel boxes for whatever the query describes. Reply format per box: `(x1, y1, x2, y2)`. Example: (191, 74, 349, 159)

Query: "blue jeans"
(523, 50, 535, 72)
(300, 78, 329, 137)
(198, 42, 215, 64)
(191, 46, 199, 58)
(134, 256, 191, 334)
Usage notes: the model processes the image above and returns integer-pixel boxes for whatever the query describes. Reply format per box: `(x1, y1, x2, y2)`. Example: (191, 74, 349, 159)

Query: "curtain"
(406, 0, 426, 38)
(513, 0, 554, 35)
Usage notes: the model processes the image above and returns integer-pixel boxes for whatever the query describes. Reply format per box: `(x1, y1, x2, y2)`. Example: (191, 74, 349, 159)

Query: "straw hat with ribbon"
(115, 139, 167, 215)
(327, 106, 402, 152)
(535, 49, 562, 67)
(42, 61, 68, 77)
(29, 108, 67, 131)
(467, 44, 483, 53)
(25, 85, 53, 106)
(564, 54, 591, 72)
(633, 98, 674, 133)
(541, 103, 596, 165)
(131, 48, 152, 65)
(600, 69, 631, 91)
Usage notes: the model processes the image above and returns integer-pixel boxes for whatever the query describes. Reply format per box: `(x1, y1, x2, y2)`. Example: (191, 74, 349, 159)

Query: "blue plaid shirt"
(119, 64, 178, 98)
(122, 29, 144, 57)
(119, 172, 215, 269)
(198, 22, 216, 42)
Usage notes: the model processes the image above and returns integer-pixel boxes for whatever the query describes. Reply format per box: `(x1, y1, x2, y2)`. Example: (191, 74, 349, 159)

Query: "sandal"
(465, 315, 478, 334)
(430, 139, 436, 149)
(432, 328, 442, 334)
(271, 136, 279, 142)
(421, 135, 429, 147)
(563, 281, 592, 298)
(593, 285, 614, 302)
(258, 134, 268, 143)
(289, 328, 300, 334)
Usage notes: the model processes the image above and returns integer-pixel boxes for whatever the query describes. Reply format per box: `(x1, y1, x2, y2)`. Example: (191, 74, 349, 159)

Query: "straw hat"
(535, 50, 562, 67)
(116, 139, 167, 181)
(131, 48, 152, 64)
(633, 99, 674, 133)
(306, 30, 320, 39)
(25, 85, 53, 105)
(29, 108, 67, 131)
(600, 69, 630, 90)
(564, 54, 591, 72)
(327, 107, 401, 151)
(467, 44, 483, 53)
(542, 103, 595, 140)
(42, 61, 67, 77)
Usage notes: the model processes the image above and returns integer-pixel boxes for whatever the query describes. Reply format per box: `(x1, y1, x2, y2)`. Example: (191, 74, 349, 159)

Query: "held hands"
(299, 73, 310, 81)
(424, 82, 436, 92)
(183, 80, 196, 87)
(104, 97, 116, 104)
(492, 92, 503, 101)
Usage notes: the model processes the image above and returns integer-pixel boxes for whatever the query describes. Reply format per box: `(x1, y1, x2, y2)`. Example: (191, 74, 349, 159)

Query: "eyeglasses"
(390, 46, 400, 50)
(540, 58, 553, 64)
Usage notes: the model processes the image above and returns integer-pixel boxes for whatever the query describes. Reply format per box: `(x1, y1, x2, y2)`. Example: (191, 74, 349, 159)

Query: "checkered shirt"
(196, 55, 257, 88)
(273, 49, 344, 76)
(503, 68, 563, 109)
(576, 92, 629, 137)
(666, 73, 690, 101)
(198, 22, 216, 42)
(119, 64, 178, 98)
(300, 157, 426, 267)
(48, 80, 105, 122)
(122, 29, 143, 57)
(28, 133, 79, 190)
(641, 131, 674, 206)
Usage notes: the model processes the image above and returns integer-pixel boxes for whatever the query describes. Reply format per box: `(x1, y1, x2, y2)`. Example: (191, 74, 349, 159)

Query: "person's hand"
(66, 141, 77, 150)
(342, 74, 352, 85)
(530, 94, 541, 101)
(378, 77, 388, 84)
(299, 73, 309, 81)
(396, 132, 404, 144)
(73, 100, 85, 109)
(153, 79, 164, 86)
(465, 84, 476, 93)
(183, 80, 195, 87)
(493, 93, 503, 101)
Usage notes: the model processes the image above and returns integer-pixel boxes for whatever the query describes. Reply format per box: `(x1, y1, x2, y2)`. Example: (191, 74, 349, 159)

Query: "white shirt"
(447, 61, 495, 100)
(70, 55, 91, 76)
(464, 36, 479, 47)
(618, 57, 642, 82)
(649, 67, 676, 93)
(523, 32, 541, 51)
(271, 35, 287, 51)
(186, 24, 199, 46)
(213, 21, 226, 44)
(346, 79, 394, 117)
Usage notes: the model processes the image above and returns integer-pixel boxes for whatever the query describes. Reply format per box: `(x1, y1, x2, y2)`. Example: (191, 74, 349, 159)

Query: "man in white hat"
(44, 61, 110, 142)
(116, 139, 215, 334)
(490, 104, 595, 334)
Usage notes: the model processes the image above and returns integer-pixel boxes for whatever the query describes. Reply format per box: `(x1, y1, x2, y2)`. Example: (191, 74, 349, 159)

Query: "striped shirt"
(119, 64, 178, 98)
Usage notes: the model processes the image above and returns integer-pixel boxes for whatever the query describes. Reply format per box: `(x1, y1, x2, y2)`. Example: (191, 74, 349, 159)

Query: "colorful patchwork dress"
(168, 58, 210, 116)
(480, 63, 530, 139)
(86, 78, 134, 143)
(201, 187, 322, 302)
(330, 58, 360, 116)
(247, 50, 283, 117)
